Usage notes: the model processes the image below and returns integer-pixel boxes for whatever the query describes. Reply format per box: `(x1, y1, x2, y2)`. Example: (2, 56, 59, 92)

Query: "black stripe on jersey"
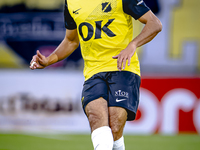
(64, 0, 77, 30)
(122, 0, 150, 20)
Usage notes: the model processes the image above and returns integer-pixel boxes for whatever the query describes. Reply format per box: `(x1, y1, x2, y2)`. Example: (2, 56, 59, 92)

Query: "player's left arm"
(113, 10, 162, 71)
(133, 10, 162, 47)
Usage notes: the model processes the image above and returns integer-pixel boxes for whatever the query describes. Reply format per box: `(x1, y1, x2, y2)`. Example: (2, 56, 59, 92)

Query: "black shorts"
(81, 71, 141, 121)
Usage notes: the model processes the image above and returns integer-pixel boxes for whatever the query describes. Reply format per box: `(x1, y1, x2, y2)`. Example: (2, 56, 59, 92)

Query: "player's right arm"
(30, 29, 79, 70)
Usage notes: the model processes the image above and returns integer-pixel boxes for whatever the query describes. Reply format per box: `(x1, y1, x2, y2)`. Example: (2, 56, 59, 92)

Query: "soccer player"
(30, 0, 162, 149)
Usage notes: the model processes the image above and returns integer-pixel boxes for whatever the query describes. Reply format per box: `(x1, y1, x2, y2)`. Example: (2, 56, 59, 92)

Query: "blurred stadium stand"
(0, 0, 82, 69)
(0, 0, 64, 12)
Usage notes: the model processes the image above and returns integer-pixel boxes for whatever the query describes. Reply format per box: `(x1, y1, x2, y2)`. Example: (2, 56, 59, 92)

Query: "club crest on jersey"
(102, 2, 112, 12)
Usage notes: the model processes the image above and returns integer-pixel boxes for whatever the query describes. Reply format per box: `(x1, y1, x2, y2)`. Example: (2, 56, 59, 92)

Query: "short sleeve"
(64, 0, 77, 30)
(122, 0, 150, 20)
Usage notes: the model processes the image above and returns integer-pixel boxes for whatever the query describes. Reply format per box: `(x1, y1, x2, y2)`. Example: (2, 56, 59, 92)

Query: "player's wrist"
(129, 41, 138, 49)
(126, 41, 137, 54)
(46, 53, 58, 66)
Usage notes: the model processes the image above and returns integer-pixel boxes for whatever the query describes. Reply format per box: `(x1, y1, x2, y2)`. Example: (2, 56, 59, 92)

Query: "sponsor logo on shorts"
(116, 98, 127, 102)
(115, 90, 129, 98)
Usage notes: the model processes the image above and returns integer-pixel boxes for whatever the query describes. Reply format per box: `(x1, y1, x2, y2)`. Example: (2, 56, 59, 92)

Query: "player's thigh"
(108, 71, 141, 121)
(85, 97, 109, 132)
(82, 73, 108, 114)
(109, 106, 127, 141)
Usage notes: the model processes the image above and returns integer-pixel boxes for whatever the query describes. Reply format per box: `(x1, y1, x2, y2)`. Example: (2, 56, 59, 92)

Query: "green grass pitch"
(0, 133, 199, 150)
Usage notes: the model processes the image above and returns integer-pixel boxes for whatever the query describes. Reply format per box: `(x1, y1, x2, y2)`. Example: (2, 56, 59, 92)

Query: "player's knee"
(87, 110, 108, 131)
(87, 110, 102, 124)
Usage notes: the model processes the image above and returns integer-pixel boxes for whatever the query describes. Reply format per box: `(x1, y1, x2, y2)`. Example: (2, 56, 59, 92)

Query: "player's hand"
(30, 50, 48, 70)
(112, 43, 137, 71)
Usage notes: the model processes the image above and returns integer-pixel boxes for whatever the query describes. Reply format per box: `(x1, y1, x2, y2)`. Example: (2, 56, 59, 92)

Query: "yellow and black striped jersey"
(64, 0, 149, 81)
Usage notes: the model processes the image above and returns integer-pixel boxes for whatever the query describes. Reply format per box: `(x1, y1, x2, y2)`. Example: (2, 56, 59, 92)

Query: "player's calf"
(109, 107, 127, 140)
(109, 107, 127, 150)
